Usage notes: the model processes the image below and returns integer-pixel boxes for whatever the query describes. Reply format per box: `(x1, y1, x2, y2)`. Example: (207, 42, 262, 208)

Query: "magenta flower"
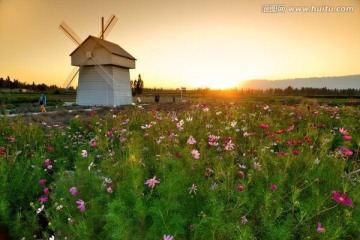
(260, 124, 269, 129)
(38, 179, 46, 185)
(191, 149, 200, 159)
(39, 196, 48, 203)
(144, 176, 160, 188)
(43, 159, 52, 169)
(46, 146, 54, 152)
(270, 183, 277, 190)
(187, 136, 196, 145)
(316, 222, 325, 233)
(208, 135, 220, 146)
(163, 235, 174, 240)
(292, 150, 299, 156)
(69, 187, 78, 196)
(237, 185, 245, 191)
(343, 135, 352, 141)
(331, 191, 353, 206)
(43, 187, 50, 195)
(76, 199, 86, 212)
(339, 146, 353, 156)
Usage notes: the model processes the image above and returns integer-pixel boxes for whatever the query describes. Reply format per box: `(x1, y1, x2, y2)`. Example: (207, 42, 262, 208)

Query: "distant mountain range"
(239, 75, 360, 90)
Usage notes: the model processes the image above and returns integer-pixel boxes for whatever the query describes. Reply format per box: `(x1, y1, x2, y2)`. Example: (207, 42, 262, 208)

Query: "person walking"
(39, 93, 47, 112)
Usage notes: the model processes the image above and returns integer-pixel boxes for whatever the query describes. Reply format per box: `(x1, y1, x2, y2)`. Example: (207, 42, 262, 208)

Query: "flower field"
(0, 99, 359, 239)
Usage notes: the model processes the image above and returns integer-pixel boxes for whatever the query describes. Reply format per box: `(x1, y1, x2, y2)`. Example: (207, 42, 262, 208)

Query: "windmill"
(59, 15, 136, 106)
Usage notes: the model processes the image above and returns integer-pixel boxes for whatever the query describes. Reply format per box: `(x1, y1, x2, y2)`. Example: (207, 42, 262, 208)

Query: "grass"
(0, 93, 359, 239)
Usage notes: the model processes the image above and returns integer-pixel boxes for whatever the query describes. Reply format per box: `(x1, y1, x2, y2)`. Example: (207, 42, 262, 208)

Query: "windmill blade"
(59, 21, 83, 46)
(98, 14, 118, 39)
(62, 67, 79, 90)
(93, 61, 118, 88)
(62, 55, 90, 90)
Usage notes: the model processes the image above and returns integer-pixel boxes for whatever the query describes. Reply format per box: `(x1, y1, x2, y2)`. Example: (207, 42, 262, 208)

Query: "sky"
(0, 0, 360, 89)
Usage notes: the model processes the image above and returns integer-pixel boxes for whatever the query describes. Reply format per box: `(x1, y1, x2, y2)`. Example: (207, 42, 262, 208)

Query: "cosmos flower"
(339, 127, 348, 135)
(76, 199, 86, 212)
(224, 139, 235, 151)
(187, 136, 197, 145)
(69, 187, 78, 196)
(188, 183, 198, 194)
(343, 135, 352, 141)
(39, 179, 46, 185)
(316, 222, 325, 233)
(191, 149, 200, 159)
(81, 150, 88, 158)
(331, 191, 353, 207)
(43, 159, 52, 169)
(144, 176, 160, 188)
(339, 146, 353, 156)
(90, 140, 97, 147)
(237, 185, 245, 191)
(270, 183, 277, 190)
(208, 135, 220, 146)
(240, 215, 248, 224)
(260, 124, 269, 129)
(292, 150, 300, 156)
(43, 188, 50, 195)
(163, 235, 174, 240)
(39, 196, 48, 203)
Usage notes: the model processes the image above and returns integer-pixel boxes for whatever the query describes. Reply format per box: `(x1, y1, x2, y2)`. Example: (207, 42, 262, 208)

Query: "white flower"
(36, 205, 44, 214)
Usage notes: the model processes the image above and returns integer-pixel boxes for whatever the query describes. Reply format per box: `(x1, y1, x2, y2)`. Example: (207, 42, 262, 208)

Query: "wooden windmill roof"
(70, 35, 136, 60)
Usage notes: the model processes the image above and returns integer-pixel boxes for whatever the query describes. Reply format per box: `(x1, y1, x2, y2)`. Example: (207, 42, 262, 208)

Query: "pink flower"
(46, 146, 54, 152)
(339, 127, 348, 135)
(163, 235, 174, 240)
(224, 139, 235, 151)
(90, 140, 97, 147)
(107, 130, 114, 137)
(260, 124, 269, 129)
(331, 191, 353, 206)
(316, 222, 325, 233)
(76, 199, 86, 212)
(339, 146, 353, 156)
(208, 135, 220, 146)
(236, 170, 245, 179)
(43, 159, 52, 169)
(39, 196, 48, 203)
(43, 188, 50, 195)
(191, 149, 200, 159)
(38, 179, 46, 185)
(343, 135, 352, 141)
(270, 183, 277, 190)
(237, 185, 245, 191)
(69, 187, 78, 196)
(187, 136, 196, 145)
(287, 125, 295, 131)
(292, 150, 299, 156)
(144, 176, 160, 188)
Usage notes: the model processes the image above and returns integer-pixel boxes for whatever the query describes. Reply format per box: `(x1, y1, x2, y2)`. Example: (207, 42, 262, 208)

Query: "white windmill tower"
(60, 15, 136, 106)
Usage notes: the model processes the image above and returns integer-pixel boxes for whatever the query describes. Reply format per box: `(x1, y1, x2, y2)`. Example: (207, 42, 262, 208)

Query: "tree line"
(1, 75, 358, 96)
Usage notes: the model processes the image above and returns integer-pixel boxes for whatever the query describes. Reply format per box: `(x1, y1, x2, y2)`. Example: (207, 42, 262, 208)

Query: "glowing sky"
(0, 0, 359, 89)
